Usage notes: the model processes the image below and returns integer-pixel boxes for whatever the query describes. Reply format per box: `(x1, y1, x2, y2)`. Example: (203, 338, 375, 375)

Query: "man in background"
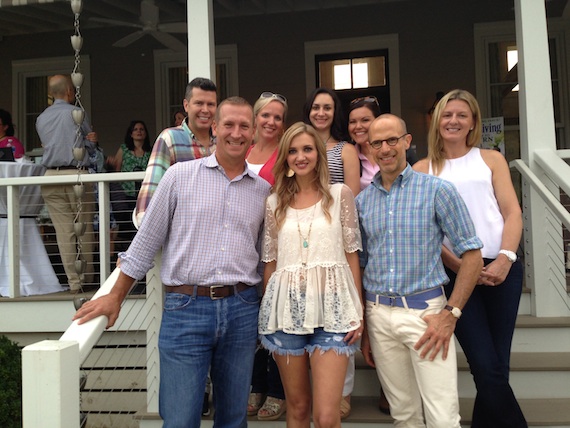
(37, 74, 98, 293)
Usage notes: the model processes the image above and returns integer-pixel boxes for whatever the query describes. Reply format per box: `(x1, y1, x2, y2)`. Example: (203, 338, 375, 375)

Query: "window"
(12, 56, 92, 151)
(154, 45, 239, 131)
(475, 21, 567, 149)
(305, 35, 401, 116)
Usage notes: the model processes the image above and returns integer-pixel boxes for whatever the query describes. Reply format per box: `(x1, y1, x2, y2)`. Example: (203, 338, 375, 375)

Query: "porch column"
(187, 0, 216, 80)
(515, 0, 568, 316)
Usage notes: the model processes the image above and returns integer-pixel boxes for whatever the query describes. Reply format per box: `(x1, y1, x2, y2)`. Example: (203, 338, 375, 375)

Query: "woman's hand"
(344, 321, 364, 345)
(479, 257, 512, 286)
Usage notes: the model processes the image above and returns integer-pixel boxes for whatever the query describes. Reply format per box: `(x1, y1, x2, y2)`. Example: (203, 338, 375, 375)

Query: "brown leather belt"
(164, 283, 250, 300)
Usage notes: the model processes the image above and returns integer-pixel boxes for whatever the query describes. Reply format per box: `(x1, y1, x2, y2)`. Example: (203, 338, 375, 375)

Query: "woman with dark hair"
(108, 120, 152, 251)
(172, 109, 186, 127)
(0, 108, 25, 159)
(302, 88, 360, 197)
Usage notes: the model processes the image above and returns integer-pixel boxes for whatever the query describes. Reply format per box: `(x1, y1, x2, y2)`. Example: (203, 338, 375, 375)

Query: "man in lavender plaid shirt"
(75, 97, 270, 428)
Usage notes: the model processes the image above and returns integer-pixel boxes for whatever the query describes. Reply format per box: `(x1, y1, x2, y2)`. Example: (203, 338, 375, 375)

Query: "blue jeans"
(158, 286, 260, 428)
(445, 259, 527, 428)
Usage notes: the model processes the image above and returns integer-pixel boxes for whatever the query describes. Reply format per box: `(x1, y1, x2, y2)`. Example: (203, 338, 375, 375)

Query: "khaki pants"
(365, 294, 461, 428)
(42, 169, 95, 290)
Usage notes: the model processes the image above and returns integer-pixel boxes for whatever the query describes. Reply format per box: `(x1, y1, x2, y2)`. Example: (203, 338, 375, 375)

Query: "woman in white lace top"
(258, 121, 363, 427)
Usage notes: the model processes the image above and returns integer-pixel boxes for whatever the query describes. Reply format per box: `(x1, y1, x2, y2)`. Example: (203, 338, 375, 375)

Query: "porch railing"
(511, 148, 570, 316)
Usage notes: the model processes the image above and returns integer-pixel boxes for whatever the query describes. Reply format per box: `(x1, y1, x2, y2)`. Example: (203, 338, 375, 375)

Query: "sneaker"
(202, 392, 210, 417)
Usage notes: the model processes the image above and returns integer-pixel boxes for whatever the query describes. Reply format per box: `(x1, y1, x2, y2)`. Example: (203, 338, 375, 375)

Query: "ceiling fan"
(90, 0, 187, 51)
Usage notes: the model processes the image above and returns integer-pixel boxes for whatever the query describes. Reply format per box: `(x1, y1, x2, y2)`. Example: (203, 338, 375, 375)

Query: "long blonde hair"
(272, 122, 332, 229)
(427, 89, 482, 176)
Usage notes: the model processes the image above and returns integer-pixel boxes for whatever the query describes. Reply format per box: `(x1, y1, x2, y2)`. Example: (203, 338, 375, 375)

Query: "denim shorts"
(260, 328, 359, 357)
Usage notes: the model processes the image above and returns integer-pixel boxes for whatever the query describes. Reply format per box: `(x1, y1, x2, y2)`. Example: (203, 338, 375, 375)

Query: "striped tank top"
(327, 141, 347, 184)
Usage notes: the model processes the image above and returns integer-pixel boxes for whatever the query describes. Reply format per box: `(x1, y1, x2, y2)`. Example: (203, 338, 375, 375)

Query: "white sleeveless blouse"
(430, 147, 503, 259)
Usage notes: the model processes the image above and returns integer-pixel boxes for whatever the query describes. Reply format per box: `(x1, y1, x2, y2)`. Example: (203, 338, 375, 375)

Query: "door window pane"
(318, 56, 386, 90)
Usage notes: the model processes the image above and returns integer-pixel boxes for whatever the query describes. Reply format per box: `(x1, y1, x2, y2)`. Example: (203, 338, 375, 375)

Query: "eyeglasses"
(350, 96, 379, 107)
(370, 133, 409, 149)
(260, 92, 287, 105)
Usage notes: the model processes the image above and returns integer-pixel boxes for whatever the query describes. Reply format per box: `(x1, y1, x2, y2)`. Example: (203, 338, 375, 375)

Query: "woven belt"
(365, 287, 443, 309)
(164, 283, 249, 300)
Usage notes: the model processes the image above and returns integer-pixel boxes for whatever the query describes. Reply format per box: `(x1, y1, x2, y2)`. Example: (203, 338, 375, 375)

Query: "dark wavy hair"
(0, 109, 16, 136)
(124, 120, 152, 152)
(302, 87, 347, 141)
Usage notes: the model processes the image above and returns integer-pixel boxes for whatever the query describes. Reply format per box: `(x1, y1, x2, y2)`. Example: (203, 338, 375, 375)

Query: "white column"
(22, 340, 80, 428)
(515, 0, 569, 316)
(187, 0, 216, 81)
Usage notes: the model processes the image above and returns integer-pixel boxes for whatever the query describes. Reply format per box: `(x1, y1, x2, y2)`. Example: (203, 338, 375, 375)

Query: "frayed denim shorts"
(260, 328, 359, 357)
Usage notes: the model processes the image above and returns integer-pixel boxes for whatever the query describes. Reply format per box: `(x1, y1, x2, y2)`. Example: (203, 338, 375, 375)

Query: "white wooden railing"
(1, 170, 144, 297)
(511, 149, 570, 317)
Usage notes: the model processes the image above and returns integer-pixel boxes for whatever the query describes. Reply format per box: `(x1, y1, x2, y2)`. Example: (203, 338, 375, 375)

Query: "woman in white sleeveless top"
(414, 89, 527, 428)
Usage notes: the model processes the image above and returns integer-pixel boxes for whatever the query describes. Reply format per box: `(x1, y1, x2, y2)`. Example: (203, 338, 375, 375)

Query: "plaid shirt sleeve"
(135, 130, 173, 220)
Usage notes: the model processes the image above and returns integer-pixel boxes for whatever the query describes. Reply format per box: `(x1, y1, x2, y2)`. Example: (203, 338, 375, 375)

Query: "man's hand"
(414, 310, 457, 361)
(360, 328, 376, 368)
(72, 294, 122, 329)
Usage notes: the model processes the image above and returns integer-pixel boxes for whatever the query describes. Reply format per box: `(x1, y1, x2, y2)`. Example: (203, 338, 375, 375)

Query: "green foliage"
(0, 335, 22, 428)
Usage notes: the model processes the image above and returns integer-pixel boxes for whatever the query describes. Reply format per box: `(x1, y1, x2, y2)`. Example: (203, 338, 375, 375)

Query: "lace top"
(259, 183, 363, 335)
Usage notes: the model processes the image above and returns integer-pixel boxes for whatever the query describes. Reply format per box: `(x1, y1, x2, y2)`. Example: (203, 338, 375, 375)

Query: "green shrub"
(0, 335, 22, 428)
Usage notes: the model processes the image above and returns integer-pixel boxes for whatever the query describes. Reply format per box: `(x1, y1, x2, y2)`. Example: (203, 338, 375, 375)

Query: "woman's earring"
(286, 168, 295, 177)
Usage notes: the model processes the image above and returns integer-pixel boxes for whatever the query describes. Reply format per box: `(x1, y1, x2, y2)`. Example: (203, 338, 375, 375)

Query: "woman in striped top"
(302, 88, 360, 197)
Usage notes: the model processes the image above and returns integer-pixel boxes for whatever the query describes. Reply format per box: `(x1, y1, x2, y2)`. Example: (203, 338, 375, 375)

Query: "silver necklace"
(295, 191, 319, 269)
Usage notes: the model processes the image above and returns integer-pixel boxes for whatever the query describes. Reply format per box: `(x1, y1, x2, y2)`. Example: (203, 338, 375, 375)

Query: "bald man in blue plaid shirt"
(356, 114, 483, 428)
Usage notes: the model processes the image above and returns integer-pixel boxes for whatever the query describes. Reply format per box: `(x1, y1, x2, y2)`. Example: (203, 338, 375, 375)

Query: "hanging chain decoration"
(70, 0, 87, 287)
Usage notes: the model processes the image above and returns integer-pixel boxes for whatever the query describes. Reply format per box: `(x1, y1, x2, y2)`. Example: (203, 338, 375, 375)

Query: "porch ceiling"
(0, 0, 566, 39)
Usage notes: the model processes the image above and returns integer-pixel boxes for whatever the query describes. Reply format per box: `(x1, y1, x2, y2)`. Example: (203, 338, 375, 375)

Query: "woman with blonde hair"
(414, 89, 527, 428)
(259, 121, 363, 428)
(246, 91, 288, 186)
(246, 91, 288, 420)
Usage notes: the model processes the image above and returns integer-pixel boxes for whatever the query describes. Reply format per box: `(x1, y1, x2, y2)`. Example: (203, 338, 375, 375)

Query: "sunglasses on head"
(350, 96, 379, 107)
(260, 92, 287, 105)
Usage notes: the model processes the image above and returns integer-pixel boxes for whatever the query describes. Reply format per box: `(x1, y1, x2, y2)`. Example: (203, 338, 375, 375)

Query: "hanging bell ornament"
(70, 0, 83, 14)
(72, 108, 85, 126)
(74, 222, 86, 237)
(74, 259, 87, 275)
(73, 184, 85, 199)
(71, 72, 84, 88)
(73, 147, 86, 162)
(71, 35, 83, 51)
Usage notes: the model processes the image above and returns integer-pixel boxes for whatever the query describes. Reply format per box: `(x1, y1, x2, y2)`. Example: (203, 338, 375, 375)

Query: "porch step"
(353, 350, 570, 399)
(136, 397, 570, 427)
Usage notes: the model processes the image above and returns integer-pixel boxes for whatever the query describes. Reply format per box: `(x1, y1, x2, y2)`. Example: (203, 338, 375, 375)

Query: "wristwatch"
(444, 305, 462, 319)
(498, 249, 517, 263)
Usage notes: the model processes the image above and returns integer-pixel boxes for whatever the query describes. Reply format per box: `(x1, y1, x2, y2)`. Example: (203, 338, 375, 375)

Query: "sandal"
(257, 396, 286, 421)
(247, 392, 265, 416)
(340, 395, 351, 420)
